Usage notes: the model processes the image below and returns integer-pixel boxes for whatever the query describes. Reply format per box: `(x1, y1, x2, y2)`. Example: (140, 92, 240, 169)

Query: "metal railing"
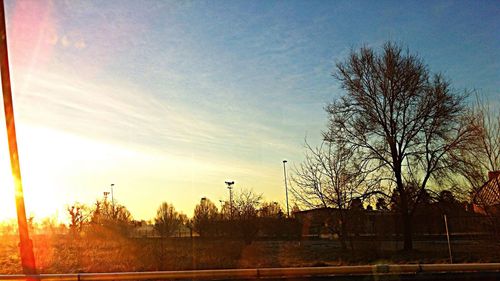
(0, 263, 499, 281)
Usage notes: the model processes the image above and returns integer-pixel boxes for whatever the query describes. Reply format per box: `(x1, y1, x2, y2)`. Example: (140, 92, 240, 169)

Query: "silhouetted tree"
(451, 94, 499, 194)
(435, 190, 465, 216)
(219, 201, 232, 220)
(67, 203, 89, 235)
(154, 202, 183, 237)
(90, 197, 132, 236)
(291, 139, 376, 249)
(450, 96, 500, 236)
(233, 189, 262, 244)
(258, 202, 283, 218)
(192, 198, 219, 237)
(326, 42, 478, 250)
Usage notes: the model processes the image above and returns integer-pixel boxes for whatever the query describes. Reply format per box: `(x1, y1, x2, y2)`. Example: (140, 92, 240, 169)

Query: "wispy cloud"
(2, 0, 496, 220)
(14, 67, 303, 168)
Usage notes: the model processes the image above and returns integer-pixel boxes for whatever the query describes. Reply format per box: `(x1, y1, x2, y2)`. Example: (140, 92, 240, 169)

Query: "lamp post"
(219, 200, 226, 219)
(110, 183, 115, 217)
(283, 160, 289, 217)
(225, 181, 235, 219)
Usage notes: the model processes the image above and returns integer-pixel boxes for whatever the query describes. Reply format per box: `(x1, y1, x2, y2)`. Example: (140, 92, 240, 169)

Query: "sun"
(0, 124, 154, 224)
(0, 125, 72, 223)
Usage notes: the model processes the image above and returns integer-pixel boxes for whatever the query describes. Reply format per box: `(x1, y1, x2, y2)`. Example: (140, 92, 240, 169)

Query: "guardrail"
(1, 263, 499, 281)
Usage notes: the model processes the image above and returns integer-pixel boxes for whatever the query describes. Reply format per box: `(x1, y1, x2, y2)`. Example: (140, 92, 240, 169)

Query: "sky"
(0, 0, 498, 223)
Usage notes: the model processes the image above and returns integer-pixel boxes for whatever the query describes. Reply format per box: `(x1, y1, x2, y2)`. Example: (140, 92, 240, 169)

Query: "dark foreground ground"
(225, 273, 500, 281)
(224, 273, 498, 281)
(1, 234, 499, 274)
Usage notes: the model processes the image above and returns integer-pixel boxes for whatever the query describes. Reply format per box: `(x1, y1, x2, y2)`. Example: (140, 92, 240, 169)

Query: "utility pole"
(283, 160, 289, 217)
(225, 181, 234, 219)
(0, 0, 37, 275)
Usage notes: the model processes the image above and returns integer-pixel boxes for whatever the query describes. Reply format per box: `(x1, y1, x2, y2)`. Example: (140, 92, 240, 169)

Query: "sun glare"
(0, 125, 132, 223)
(0, 126, 61, 222)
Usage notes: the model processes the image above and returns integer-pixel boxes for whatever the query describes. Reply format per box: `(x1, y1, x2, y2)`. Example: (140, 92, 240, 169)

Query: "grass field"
(1, 234, 499, 274)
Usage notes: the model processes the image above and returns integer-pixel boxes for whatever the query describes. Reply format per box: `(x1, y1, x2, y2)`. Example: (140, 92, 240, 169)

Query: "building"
(472, 171, 500, 216)
(295, 202, 490, 239)
(294, 207, 398, 238)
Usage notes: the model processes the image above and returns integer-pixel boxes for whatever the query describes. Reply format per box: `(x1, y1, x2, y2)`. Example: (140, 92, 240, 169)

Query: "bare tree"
(192, 198, 219, 237)
(447, 94, 500, 236)
(67, 203, 90, 235)
(90, 198, 133, 235)
(291, 139, 374, 249)
(326, 42, 478, 250)
(233, 188, 262, 221)
(220, 201, 232, 220)
(235, 189, 262, 244)
(452, 94, 500, 191)
(154, 202, 183, 237)
(258, 202, 283, 218)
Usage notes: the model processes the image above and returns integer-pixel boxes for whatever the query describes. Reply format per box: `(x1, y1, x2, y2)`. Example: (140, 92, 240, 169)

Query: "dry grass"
(1, 234, 499, 274)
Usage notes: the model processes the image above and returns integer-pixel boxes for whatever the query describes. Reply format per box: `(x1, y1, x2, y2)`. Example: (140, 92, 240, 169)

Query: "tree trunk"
(339, 212, 348, 250)
(395, 162, 413, 251)
(340, 221, 347, 250)
(402, 210, 413, 251)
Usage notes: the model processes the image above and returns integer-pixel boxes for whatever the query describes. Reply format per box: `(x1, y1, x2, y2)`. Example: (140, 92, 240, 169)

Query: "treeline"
(61, 188, 300, 244)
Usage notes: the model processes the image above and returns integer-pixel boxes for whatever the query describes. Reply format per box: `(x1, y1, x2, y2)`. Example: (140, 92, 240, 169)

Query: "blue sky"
(0, 0, 498, 222)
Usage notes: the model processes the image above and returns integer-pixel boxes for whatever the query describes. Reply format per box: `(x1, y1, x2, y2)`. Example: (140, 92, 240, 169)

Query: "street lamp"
(110, 184, 115, 218)
(225, 181, 235, 219)
(283, 160, 290, 217)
